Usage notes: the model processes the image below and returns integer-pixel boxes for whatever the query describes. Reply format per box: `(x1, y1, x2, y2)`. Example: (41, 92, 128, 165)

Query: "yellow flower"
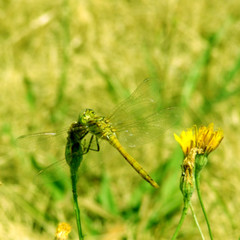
(174, 123, 224, 156)
(55, 222, 71, 240)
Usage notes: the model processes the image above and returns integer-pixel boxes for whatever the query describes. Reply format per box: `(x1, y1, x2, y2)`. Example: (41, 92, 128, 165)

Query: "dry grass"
(0, 0, 240, 239)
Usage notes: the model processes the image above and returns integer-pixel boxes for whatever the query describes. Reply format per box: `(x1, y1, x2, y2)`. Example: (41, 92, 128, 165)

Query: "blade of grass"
(23, 75, 36, 109)
(215, 54, 240, 102)
(97, 172, 118, 215)
(53, 0, 71, 121)
(1, 185, 57, 233)
(93, 61, 127, 102)
(181, 25, 225, 107)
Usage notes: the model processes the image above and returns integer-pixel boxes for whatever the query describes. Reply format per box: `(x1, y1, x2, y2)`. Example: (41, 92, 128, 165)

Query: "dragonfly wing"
(108, 79, 156, 121)
(17, 129, 68, 149)
(16, 129, 69, 167)
(115, 107, 180, 147)
(108, 79, 180, 147)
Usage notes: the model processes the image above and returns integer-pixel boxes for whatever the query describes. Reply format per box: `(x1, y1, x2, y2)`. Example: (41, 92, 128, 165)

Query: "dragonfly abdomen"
(108, 135, 159, 188)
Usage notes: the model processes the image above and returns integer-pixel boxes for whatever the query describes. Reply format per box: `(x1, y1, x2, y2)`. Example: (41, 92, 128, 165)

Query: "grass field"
(1, 1, 240, 239)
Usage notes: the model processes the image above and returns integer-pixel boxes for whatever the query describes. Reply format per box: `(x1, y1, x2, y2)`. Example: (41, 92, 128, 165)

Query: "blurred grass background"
(0, 0, 240, 239)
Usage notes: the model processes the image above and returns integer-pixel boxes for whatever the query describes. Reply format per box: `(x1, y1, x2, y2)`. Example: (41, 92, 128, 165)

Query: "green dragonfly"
(18, 79, 178, 188)
(18, 79, 179, 239)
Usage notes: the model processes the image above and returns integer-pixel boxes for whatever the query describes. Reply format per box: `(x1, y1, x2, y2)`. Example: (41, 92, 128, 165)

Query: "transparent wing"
(17, 128, 68, 148)
(16, 129, 70, 170)
(108, 79, 180, 146)
(16, 128, 96, 169)
(108, 79, 155, 121)
(17, 132, 104, 188)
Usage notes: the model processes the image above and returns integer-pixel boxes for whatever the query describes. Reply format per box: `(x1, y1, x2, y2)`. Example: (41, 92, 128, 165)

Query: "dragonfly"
(17, 79, 179, 188)
(18, 79, 179, 239)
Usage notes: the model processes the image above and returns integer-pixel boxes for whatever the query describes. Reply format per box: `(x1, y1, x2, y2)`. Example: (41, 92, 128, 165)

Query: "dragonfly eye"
(78, 114, 87, 125)
(86, 108, 95, 115)
(79, 109, 97, 125)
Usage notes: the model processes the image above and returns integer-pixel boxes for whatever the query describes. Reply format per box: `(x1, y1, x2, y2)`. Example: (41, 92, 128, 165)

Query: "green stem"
(190, 202, 205, 240)
(171, 203, 189, 240)
(195, 174, 213, 240)
(71, 172, 84, 240)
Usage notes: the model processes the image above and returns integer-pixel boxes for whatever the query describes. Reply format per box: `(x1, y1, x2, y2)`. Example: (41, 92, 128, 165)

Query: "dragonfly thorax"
(79, 108, 117, 140)
(67, 122, 88, 142)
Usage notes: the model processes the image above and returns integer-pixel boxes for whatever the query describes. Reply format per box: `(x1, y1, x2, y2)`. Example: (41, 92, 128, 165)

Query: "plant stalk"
(190, 202, 205, 240)
(71, 172, 84, 240)
(171, 202, 189, 240)
(195, 174, 213, 240)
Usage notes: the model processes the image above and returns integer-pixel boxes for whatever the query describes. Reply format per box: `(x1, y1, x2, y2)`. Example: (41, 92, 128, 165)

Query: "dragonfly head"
(79, 108, 96, 125)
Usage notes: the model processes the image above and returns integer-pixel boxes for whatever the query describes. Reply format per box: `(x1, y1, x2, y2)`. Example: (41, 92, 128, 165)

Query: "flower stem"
(65, 125, 85, 240)
(171, 202, 189, 240)
(195, 174, 213, 240)
(190, 202, 205, 240)
(71, 172, 84, 240)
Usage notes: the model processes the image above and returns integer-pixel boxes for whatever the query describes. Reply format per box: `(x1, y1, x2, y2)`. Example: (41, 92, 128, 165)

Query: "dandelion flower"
(174, 123, 223, 157)
(55, 222, 71, 240)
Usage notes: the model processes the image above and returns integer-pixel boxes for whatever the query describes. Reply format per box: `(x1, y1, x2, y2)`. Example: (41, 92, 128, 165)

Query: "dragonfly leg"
(87, 135, 100, 152)
(79, 131, 88, 140)
(91, 136, 100, 152)
(82, 138, 90, 154)
(82, 135, 100, 154)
